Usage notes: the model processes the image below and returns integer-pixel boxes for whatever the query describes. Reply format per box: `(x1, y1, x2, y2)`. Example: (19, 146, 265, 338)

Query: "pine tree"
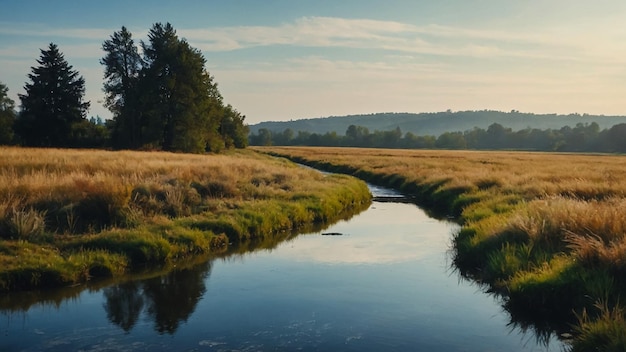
(101, 26, 143, 148)
(141, 23, 222, 153)
(16, 43, 90, 147)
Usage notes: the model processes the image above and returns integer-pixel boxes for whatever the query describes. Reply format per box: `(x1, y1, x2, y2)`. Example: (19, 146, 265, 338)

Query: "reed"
(573, 299, 626, 352)
(258, 146, 626, 350)
(0, 147, 371, 291)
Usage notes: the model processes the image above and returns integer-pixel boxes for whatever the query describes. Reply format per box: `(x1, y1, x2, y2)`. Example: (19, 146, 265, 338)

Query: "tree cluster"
(249, 122, 626, 153)
(0, 23, 247, 152)
(102, 24, 247, 152)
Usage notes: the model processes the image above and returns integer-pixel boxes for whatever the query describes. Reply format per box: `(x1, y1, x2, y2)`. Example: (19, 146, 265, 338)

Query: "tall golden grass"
(258, 146, 626, 350)
(0, 147, 371, 291)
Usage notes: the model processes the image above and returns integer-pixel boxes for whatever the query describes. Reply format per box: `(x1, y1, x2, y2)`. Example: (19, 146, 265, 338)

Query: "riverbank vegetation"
(0, 147, 371, 292)
(258, 146, 626, 351)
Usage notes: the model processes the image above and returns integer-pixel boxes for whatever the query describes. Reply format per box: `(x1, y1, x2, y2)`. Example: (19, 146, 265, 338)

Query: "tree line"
(0, 23, 247, 152)
(249, 121, 626, 153)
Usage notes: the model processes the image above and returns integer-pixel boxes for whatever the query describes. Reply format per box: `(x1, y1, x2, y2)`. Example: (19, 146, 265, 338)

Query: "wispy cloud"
(3, 16, 624, 64)
(2, 15, 625, 121)
(177, 16, 626, 65)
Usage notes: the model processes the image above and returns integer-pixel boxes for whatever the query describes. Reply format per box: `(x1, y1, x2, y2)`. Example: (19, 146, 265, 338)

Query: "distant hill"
(249, 111, 626, 136)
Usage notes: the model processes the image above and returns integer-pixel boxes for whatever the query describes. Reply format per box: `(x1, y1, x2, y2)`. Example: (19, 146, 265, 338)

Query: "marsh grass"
(259, 146, 626, 350)
(573, 299, 626, 352)
(0, 147, 371, 291)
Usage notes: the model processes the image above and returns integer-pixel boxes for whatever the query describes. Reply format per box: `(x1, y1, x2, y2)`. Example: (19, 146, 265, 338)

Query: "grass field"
(258, 146, 626, 351)
(0, 147, 371, 291)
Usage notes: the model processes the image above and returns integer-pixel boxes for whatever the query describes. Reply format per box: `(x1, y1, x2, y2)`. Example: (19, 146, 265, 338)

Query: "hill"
(249, 111, 626, 136)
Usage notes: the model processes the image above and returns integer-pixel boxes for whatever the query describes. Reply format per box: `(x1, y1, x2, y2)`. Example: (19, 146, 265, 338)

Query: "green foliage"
(250, 120, 626, 153)
(70, 228, 174, 264)
(0, 242, 128, 291)
(220, 104, 249, 148)
(250, 111, 626, 142)
(15, 43, 90, 147)
(0, 82, 16, 145)
(70, 119, 109, 148)
(573, 299, 626, 352)
(100, 26, 143, 149)
(101, 23, 248, 153)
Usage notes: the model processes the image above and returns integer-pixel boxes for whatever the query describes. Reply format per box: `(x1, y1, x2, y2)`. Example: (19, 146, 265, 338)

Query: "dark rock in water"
(321, 232, 343, 236)
(372, 195, 413, 203)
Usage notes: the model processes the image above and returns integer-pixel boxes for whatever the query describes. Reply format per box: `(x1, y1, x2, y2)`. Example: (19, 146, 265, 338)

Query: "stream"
(1, 183, 564, 351)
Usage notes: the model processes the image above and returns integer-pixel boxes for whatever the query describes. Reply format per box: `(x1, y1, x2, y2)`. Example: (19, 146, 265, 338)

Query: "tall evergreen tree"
(0, 82, 16, 144)
(101, 23, 248, 153)
(101, 26, 143, 148)
(16, 43, 90, 147)
(141, 22, 223, 153)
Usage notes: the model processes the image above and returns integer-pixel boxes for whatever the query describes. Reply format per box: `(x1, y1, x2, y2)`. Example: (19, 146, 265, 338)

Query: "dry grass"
(257, 147, 626, 200)
(0, 147, 326, 207)
(0, 147, 355, 233)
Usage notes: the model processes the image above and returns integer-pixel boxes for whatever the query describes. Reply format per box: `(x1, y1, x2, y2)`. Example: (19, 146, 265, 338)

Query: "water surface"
(1, 186, 563, 351)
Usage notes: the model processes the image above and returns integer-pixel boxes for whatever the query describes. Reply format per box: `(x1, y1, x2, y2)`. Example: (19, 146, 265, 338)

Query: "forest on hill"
(249, 120, 626, 153)
(248, 111, 626, 138)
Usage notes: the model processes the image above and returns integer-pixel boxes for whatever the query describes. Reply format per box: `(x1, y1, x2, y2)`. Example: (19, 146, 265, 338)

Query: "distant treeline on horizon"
(249, 120, 626, 153)
(248, 110, 626, 137)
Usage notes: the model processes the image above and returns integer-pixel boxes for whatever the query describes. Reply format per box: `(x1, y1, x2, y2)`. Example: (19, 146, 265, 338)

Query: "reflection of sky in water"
(1, 197, 563, 352)
(277, 201, 457, 264)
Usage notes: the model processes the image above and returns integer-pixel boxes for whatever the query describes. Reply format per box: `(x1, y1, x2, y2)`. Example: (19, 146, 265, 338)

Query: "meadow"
(258, 146, 626, 351)
(0, 147, 371, 291)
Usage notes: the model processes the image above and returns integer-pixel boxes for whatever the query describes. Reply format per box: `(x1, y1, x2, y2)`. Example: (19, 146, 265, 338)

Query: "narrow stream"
(1, 184, 564, 351)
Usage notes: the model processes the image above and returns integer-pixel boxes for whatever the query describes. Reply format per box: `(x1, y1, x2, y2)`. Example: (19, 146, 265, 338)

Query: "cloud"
(3, 16, 623, 64)
(180, 17, 421, 49)
(175, 16, 626, 66)
(2, 15, 625, 121)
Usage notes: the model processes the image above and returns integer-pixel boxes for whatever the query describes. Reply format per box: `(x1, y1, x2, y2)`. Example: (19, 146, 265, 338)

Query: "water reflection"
(451, 264, 571, 349)
(103, 282, 144, 333)
(279, 202, 455, 265)
(103, 261, 211, 334)
(0, 201, 368, 317)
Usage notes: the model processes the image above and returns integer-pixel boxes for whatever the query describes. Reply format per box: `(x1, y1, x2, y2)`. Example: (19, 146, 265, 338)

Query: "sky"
(1, 0, 626, 124)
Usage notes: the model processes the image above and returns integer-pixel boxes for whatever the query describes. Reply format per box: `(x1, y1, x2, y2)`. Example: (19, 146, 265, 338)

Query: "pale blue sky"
(1, 0, 625, 123)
